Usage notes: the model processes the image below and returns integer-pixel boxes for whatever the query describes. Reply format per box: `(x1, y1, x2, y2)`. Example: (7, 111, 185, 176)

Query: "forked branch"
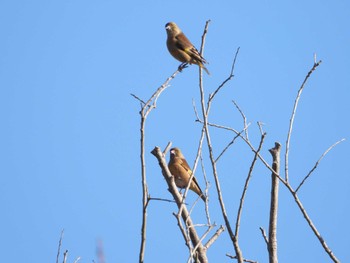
(295, 138, 345, 193)
(134, 69, 182, 263)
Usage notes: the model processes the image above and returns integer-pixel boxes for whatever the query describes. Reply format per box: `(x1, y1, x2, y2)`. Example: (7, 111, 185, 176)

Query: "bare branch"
(149, 197, 177, 204)
(195, 100, 251, 164)
(199, 151, 212, 224)
(62, 250, 68, 263)
(198, 42, 244, 262)
(143, 69, 181, 118)
(134, 68, 182, 263)
(235, 133, 266, 238)
(204, 225, 225, 249)
(226, 254, 258, 263)
(190, 20, 211, 178)
(138, 115, 148, 263)
(280, 58, 340, 262)
(163, 142, 172, 155)
(268, 142, 281, 263)
(209, 47, 240, 102)
(259, 227, 269, 247)
(232, 100, 249, 139)
(192, 100, 206, 177)
(56, 229, 64, 263)
(257, 122, 265, 136)
(199, 19, 211, 57)
(181, 19, 212, 206)
(215, 126, 249, 163)
(173, 212, 192, 252)
(287, 185, 340, 263)
(130, 93, 146, 106)
(202, 90, 243, 259)
(285, 59, 322, 182)
(295, 138, 345, 193)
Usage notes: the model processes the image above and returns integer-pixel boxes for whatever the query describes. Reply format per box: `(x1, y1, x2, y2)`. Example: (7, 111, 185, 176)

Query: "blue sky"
(1, 1, 349, 262)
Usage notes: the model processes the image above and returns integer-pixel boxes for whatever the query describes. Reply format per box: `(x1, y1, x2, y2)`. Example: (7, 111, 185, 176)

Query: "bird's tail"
(200, 193, 207, 202)
(199, 63, 210, 75)
(190, 183, 207, 202)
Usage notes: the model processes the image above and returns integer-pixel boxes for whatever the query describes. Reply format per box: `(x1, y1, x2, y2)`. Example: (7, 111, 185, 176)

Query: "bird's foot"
(178, 63, 188, 72)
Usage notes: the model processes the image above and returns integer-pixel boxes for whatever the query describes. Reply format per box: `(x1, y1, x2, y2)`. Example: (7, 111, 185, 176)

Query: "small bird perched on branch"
(168, 147, 206, 202)
(165, 22, 210, 75)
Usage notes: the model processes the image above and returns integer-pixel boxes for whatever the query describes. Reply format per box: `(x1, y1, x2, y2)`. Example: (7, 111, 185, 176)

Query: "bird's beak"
(165, 25, 171, 31)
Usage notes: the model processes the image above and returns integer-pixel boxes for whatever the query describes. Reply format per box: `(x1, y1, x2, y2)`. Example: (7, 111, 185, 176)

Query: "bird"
(168, 147, 206, 202)
(165, 22, 210, 75)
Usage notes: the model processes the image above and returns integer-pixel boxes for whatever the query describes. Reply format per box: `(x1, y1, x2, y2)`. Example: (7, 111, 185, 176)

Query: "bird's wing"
(188, 46, 208, 64)
(180, 158, 203, 190)
(174, 34, 192, 52)
(182, 159, 204, 195)
(175, 34, 208, 64)
(169, 158, 190, 177)
(179, 158, 192, 174)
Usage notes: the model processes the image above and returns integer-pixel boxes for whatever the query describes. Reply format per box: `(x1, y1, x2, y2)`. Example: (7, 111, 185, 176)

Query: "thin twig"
(192, 99, 206, 177)
(143, 69, 181, 118)
(209, 48, 240, 102)
(192, 100, 208, 207)
(259, 227, 269, 247)
(199, 151, 211, 224)
(235, 133, 266, 238)
(56, 229, 64, 263)
(63, 250, 68, 263)
(199, 20, 211, 65)
(232, 100, 249, 140)
(204, 225, 225, 249)
(257, 122, 265, 136)
(191, 20, 212, 184)
(130, 93, 146, 106)
(285, 60, 322, 182)
(173, 212, 192, 252)
(226, 254, 258, 263)
(215, 126, 250, 163)
(149, 197, 177, 204)
(163, 142, 172, 155)
(295, 138, 345, 193)
(138, 115, 148, 263)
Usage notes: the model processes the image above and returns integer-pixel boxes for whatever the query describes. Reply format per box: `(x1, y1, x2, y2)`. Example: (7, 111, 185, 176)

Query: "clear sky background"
(1, 1, 349, 262)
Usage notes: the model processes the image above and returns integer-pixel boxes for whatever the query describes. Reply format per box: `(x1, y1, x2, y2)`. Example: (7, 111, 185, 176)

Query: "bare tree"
(133, 21, 343, 263)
